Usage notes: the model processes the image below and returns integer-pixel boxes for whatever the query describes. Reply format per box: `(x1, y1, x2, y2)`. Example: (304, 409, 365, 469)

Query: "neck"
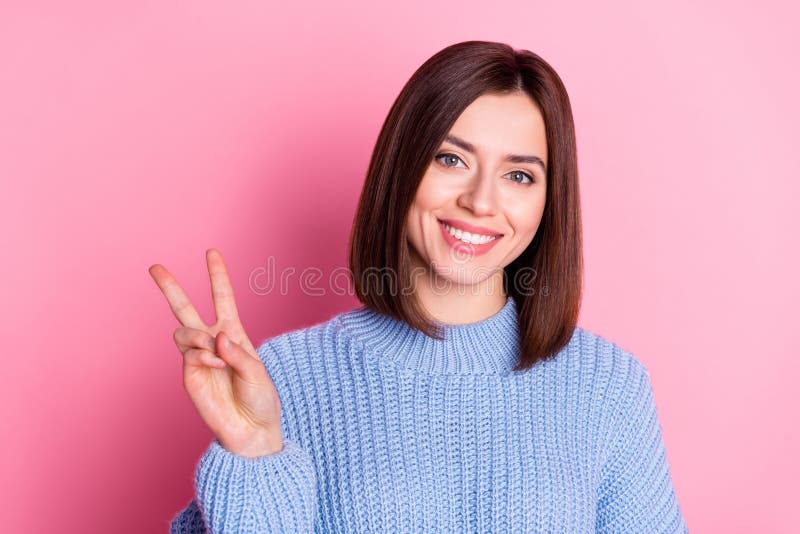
(408, 250, 508, 326)
(339, 294, 521, 375)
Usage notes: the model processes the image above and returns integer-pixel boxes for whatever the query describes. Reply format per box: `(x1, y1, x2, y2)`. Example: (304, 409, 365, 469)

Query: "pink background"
(2, 1, 797, 532)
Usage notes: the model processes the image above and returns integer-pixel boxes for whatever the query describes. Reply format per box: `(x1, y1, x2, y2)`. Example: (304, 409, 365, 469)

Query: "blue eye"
(434, 152, 535, 185)
(434, 153, 466, 168)
(506, 170, 534, 185)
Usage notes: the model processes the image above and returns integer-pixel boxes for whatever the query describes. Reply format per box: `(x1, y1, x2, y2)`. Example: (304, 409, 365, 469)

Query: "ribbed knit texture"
(169, 296, 688, 533)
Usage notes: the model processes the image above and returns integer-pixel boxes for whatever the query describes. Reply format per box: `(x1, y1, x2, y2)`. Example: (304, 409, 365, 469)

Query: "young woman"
(152, 41, 688, 533)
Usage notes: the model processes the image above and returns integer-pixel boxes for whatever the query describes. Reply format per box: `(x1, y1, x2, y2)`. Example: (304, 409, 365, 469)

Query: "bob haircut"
(348, 40, 582, 372)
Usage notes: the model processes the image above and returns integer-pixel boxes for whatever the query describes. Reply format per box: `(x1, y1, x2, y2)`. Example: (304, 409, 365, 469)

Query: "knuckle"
(173, 325, 193, 343)
(195, 331, 213, 350)
(184, 348, 201, 361)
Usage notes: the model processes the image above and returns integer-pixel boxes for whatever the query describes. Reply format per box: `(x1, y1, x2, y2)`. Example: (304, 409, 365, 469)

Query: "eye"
(435, 152, 535, 185)
(505, 170, 534, 185)
(434, 152, 467, 169)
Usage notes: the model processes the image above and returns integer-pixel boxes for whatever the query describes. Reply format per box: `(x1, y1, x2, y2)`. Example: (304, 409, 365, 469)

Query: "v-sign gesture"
(149, 249, 283, 458)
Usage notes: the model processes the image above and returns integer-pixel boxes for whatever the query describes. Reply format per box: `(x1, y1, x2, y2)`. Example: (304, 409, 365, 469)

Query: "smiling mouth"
(438, 220, 501, 245)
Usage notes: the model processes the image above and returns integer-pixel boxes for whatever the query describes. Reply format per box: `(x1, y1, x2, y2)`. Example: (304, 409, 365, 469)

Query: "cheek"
(506, 197, 546, 235)
(413, 186, 442, 211)
(413, 170, 461, 210)
(404, 203, 426, 249)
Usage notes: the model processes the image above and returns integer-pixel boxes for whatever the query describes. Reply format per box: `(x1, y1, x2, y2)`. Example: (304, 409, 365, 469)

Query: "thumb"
(216, 331, 262, 381)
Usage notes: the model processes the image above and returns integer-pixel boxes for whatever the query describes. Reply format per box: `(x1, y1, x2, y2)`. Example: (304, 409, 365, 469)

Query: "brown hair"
(347, 40, 582, 372)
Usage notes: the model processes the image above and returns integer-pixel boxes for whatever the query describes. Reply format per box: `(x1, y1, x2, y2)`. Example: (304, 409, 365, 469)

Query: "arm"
(169, 498, 203, 533)
(169, 438, 317, 533)
(596, 359, 688, 533)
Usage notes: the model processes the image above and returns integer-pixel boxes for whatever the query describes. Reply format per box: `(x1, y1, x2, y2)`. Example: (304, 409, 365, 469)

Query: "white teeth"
(441, 222, 498, 245)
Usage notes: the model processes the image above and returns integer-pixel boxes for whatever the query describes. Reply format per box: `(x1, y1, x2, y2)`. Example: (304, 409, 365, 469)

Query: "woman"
(152, 41, 688, 533)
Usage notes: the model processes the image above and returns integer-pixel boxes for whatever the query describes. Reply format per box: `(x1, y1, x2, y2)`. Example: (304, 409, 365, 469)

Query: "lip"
(437, 219, 503, 257)
(437, 218, 503, 237)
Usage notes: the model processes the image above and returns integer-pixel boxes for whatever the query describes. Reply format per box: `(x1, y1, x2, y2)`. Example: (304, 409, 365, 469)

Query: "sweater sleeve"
(596, 359, 689, 533)
(168, 437, 317, 533)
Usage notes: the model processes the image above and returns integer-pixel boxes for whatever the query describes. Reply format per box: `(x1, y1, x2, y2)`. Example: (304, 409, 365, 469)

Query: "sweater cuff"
(193, 437, 317, 533)
(200, 437, 310, 468)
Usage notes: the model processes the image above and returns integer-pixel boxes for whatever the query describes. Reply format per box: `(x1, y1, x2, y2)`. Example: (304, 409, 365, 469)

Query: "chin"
(429, 259, 502, 287)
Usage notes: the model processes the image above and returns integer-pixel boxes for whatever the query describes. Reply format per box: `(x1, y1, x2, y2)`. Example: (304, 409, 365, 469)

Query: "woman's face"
(405, 91, 548, 290)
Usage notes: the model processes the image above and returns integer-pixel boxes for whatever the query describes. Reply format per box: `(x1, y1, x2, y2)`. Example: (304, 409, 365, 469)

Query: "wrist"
(223, 432, 284, 458)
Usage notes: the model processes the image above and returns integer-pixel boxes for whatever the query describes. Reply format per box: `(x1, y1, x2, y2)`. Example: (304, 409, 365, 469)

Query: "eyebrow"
(443, 134, 547, 174)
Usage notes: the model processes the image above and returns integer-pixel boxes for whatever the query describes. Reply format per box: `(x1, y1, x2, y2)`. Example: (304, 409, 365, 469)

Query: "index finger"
(148, 263, 207, 329)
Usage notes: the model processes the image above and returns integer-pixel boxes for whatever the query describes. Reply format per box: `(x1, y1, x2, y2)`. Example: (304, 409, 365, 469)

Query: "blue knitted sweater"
(169, 296, 688, 533)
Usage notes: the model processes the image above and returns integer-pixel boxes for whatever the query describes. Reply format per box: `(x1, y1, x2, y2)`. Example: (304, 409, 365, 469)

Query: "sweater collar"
(338, 296, 520, 375)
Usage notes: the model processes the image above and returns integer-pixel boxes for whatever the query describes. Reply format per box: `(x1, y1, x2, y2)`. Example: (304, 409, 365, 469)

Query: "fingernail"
(223, 334, 231, 349)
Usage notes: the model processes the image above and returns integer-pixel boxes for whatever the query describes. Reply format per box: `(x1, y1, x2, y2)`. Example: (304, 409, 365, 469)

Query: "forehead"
(447, 92, 547, 163)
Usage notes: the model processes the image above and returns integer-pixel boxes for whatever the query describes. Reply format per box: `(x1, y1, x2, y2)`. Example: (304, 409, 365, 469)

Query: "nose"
(456, 170, 498, 216)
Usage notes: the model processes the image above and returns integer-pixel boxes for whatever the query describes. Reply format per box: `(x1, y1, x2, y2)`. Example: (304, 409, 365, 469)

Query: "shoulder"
(567, 326, 655, 427)
(252, 306, 353, 374)
(571, 326, 660, 449)
(570, 325, 650, 382)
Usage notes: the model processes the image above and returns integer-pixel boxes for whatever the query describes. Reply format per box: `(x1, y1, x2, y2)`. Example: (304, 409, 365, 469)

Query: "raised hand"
(149, 249, 283, 458)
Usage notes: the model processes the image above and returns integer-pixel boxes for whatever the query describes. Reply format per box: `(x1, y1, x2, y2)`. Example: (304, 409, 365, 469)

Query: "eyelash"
(433, 152, 535, 185)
